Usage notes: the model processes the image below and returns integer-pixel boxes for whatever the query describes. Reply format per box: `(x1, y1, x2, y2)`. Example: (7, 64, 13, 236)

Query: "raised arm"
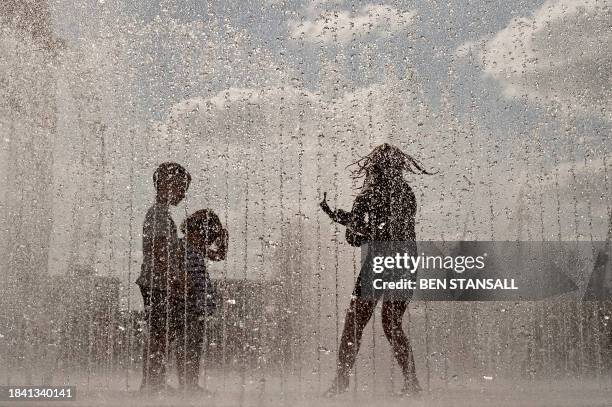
(320, 192, 352, 225)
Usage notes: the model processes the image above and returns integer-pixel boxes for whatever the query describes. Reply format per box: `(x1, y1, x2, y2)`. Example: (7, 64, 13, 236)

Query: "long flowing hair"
(348, 143, 436, 188)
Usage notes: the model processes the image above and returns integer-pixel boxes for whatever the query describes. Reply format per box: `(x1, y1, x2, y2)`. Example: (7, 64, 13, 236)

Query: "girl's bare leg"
(381, 300, 421, 393)
(326, 298, 376, 395)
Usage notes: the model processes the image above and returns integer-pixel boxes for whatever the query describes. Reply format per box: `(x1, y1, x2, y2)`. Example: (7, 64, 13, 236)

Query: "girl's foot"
(399, 379, 422, 397)
(323, 376, 349, 398)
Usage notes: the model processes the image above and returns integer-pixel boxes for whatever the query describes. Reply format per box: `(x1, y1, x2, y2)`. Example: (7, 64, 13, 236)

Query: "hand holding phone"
(320, 192, 335, 218)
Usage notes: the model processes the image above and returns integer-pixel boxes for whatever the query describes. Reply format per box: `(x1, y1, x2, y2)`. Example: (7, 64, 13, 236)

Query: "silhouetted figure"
(320, 143, 434, 397)
(174, 209, 227, 392)
(136, 162, 191, 393)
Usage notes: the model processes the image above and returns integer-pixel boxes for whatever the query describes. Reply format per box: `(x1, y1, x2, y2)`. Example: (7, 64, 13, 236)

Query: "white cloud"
(169, 86, 323, 117)
(289, 4, 416, 44)
(473, 0, 611, 117)
(169, 88, 261, 116)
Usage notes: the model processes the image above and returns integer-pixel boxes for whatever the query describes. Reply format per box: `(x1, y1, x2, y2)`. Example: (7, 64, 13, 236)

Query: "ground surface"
(4, 374, 612, 407)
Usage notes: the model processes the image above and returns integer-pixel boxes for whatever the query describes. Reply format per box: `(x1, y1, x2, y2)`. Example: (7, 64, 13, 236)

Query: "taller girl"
(320, 143, 434, 396)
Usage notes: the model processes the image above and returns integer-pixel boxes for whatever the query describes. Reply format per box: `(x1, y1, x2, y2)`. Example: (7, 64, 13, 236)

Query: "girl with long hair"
(320, 143, 434, 396)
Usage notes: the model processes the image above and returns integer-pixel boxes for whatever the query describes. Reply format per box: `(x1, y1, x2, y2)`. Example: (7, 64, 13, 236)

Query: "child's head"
(348, 143, 435, 187)
(153, 162, 191, 205)
(181, 209, 222, 249)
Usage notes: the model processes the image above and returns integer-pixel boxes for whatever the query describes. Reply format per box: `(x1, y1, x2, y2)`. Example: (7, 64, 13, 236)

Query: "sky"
(48, 0, 610, 122)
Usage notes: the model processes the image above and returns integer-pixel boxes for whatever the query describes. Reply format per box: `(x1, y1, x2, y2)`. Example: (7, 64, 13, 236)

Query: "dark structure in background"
(0, 0, 62, 385)
(49, 266, 121, 370)
(0, 266, 120, 383)
(204, 279, 269, 369)
(0, 0, 60, 302)
(1, 0, 59, 48)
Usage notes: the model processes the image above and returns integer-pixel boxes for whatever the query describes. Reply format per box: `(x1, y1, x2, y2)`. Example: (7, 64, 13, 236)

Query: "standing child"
(174, 209, 227, 392)
(136, 162, 191, 393)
